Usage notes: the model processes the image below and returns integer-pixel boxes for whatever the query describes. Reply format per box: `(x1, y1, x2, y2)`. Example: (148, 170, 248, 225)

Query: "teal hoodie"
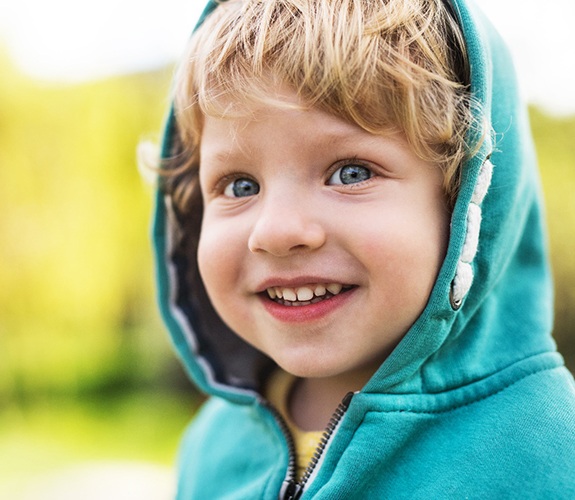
(152, 0, 575, 498)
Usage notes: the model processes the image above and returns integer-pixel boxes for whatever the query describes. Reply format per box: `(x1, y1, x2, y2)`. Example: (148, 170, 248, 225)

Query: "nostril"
(248, 220, 326, 256)
(289, 244, 309, 252)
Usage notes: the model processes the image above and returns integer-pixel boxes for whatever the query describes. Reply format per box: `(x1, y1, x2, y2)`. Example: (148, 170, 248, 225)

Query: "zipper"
(265, 391, 354, 500)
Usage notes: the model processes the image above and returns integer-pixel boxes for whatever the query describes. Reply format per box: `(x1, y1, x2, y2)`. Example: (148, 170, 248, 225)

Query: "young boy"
(152, 0, 575, 497)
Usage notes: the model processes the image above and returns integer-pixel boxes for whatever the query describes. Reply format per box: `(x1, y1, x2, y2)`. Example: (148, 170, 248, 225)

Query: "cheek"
(197, 216, 247, 299)
(355, 206, 448, 299)
(197, 232, 217, 295)
(197, 216, 256, 339)
(198, 228, 224, 285)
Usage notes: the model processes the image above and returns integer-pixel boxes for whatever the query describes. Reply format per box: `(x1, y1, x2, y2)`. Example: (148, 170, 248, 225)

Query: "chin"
(274, 355, 348, 379)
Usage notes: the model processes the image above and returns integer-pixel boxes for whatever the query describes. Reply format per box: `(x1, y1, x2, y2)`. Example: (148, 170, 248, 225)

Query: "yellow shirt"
(266, 370, 324, 481)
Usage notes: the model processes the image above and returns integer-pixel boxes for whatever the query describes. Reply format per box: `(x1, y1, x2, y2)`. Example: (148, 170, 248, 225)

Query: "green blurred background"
(0, 44, 574, 496)
(0, 51, 201, 497)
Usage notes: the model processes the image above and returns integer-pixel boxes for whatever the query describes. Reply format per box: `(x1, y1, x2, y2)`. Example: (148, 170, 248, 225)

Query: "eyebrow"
(212, 151, 235, 163)
(202, 143, 249, 166)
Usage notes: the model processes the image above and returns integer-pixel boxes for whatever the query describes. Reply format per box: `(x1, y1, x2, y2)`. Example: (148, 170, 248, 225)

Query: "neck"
(289, 365, 376, 431)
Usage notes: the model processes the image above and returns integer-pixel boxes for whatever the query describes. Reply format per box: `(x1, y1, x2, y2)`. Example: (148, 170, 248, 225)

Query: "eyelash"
(213, 173, 254, 195)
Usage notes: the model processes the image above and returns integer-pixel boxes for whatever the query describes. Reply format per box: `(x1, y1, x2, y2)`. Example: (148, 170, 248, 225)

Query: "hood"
(152, 0, 557, 403)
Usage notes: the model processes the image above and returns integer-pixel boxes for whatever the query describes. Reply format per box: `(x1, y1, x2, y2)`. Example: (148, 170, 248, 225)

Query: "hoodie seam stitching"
(367, 364, 560, 416)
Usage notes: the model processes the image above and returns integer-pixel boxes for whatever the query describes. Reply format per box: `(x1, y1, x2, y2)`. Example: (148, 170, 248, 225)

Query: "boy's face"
(197, 89, 450, 384)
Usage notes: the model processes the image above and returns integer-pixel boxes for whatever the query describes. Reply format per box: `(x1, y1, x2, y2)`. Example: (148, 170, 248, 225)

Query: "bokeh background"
(1, 1, 574, 498)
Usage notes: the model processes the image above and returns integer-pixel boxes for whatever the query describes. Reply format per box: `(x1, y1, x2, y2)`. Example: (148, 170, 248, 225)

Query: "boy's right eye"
(223, 177, 260, 198)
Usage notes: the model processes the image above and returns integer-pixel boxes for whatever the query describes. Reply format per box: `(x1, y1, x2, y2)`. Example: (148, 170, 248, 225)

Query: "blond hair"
(165, 0, 482, 210)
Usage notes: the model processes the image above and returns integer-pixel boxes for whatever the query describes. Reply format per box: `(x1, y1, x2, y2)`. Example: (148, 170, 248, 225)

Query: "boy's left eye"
(327, 164, 372, 185)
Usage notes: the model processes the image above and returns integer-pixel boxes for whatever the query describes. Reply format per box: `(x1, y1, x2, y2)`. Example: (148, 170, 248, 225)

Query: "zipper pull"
(279, 479, 303, 500)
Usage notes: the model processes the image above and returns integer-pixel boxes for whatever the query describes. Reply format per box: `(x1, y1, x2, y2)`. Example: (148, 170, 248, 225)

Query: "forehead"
(200, 110, 381, 169)
(199, 88, 387, 159)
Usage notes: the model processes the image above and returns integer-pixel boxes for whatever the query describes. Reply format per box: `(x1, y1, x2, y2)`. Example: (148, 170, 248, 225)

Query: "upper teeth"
(266, 283, 343, 301)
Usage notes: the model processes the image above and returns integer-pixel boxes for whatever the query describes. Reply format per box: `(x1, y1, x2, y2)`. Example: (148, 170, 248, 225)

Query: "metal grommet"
(449, 286, 463, 310)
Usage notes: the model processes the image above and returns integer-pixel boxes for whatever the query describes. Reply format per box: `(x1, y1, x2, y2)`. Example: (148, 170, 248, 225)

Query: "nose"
(247, 189, 326, 257)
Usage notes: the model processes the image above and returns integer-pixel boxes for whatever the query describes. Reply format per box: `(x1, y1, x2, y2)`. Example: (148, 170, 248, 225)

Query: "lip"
(259, 286, 357, 323)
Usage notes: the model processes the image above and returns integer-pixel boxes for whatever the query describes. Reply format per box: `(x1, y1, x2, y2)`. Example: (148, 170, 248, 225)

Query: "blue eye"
(224, 177, 260, 198)
(328, 164, 372, 185)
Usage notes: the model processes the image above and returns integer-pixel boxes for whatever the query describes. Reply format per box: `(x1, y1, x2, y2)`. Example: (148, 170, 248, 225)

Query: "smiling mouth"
(265, 283, 355, 306)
